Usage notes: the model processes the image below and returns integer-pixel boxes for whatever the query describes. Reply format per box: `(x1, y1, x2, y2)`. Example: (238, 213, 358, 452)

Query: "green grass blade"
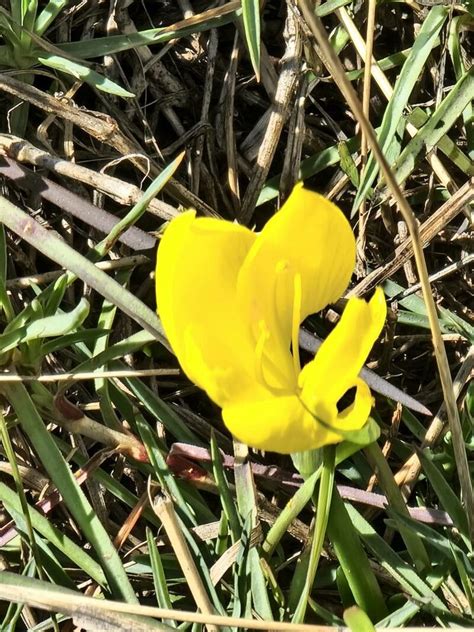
(0, 298, 89, 354)
(0, 195, 166, 344)
(146, 527, 176, 627)
(210, 433, 241, 542)
(353, 5, 448, 210)
(97, 151, 184, 255)
(327, 489, 387, 622)
(0, 482, 107, 586)
(392, 68, 474, 187)
(292, 446, 335, 623)
(263, 467, 319, 557)
(345, 503, 450, 614)
(448, 15, 473, 160)
(364, 443, 430, 571)
(123, 373, 202, 446)
(417, 448, 470, 541)
(1, 382, 138, 603)
(135, 413, 198, 527)
(34, 0, 69, 37)
(57, 8, 241, 59)
(241, 0, 261, 79)
(37, 53, 135, 97)
(343, 606, 376, 632)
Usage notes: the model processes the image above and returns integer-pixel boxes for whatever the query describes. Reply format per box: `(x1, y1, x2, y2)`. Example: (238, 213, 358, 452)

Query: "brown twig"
(0, 135, 178, 220)
(0, 74, 217, 217)
(0, 155, 157, 250)
(239, 5, 302, 224)
(348, 178, 474, 297)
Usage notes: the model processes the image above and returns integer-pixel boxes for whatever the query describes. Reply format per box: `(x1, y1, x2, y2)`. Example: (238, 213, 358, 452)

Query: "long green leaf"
(1, 383, 137, 603)
(0, 482, 107, 586)
(327, 490, 387, 622)
(353, 5, 448, 211)
(37, 53, 135, 97)
(57, 7, 241, 59)
(34, 0, 69, 36)
(392, 68, 474, 187)
(241, 0, 261, 79)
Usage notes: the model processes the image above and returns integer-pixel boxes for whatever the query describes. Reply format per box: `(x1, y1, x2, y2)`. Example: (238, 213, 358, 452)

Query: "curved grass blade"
(345, 503, 450, 613)
(0, 298, 89, 354)
(58, 3, 241, 59)
(146, 527, 176, 627)
(292, 446, 336, 623)
(364, 443, 430, 572)
(1, 383, 137, 603)
(417, 448, 470, 541)
(37, 53, 135, 97)
(344, 606, 376, 632)
(327, 489, 387, 622)
(34, 0, 69, 37)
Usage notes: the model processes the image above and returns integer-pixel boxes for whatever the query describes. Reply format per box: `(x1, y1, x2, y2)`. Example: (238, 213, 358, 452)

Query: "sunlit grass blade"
(0, 297, 89, 354)
(292, 446, 335, 623)
(58, 3, 241, 58)
(146, 527, 176, 627)
(35, 0, 70, 36)
(343, 606, 376, 632)
(391, 68, 474, 188)
(417, 448, 470, 541)
(210, 433, 241, 542)
(241, 0, 261, 80)
(233, 442, 273, 620)
(263, 467, 319, 557)
(448, 15, 473, 160)
(37, 53, 135, 97)
(353, 5, 448, 211)
(364, 443, 430, 572)
(0, 195, 166, 344)
(1, 382, 137, 603)
(327, 489, 387, 622)
(0, 482, 107, 586)
(345, 503, 451, 614)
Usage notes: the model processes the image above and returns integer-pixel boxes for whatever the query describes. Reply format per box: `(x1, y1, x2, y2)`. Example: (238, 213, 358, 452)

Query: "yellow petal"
(222, 394, 342, 454)
(156, 211, 260, 406)
(299, 287, 386, 432)
(237, 184, 356, 385)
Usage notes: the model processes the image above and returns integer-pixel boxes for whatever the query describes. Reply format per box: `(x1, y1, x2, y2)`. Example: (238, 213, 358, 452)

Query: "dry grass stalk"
(296, 0, 474, 540)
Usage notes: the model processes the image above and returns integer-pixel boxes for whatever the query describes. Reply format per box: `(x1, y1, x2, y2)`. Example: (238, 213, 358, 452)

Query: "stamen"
(273, 260, 289, 340)
(254, 320, 290, 395)
(292, 273, 302, 376)
(254, 320, 270, 387)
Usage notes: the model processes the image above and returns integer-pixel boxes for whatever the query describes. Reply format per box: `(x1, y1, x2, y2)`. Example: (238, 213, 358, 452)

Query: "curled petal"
(222, 394, 342, 454)
(237, 185, 356, 382)
(299, 287, 386, 433)
(156, 211, 260, 407)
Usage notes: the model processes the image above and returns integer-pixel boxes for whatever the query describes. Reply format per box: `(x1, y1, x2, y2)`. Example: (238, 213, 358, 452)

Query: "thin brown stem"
(296, 0, 474, 540)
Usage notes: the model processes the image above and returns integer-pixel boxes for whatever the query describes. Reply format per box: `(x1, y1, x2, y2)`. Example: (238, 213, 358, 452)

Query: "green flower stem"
(292, 445, 336, 623)
(364, 442, 430, 572)
(327, 488, 387, 622)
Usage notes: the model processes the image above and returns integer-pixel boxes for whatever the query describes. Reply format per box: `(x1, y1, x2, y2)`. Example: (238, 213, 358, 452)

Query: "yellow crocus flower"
(156, 184, 386, 454)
